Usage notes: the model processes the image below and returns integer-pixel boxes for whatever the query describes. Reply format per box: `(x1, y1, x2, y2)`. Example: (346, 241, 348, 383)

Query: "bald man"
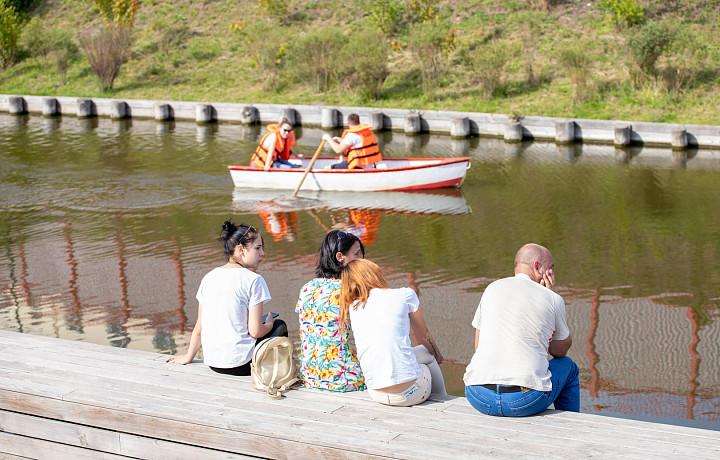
(463, 244, 580, 416)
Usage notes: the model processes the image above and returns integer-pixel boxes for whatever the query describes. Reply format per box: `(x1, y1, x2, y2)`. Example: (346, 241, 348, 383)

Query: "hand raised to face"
(540, 268, 556, 292)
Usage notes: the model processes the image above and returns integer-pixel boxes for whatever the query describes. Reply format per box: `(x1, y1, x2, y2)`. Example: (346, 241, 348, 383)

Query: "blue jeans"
(465, 357, 580, 416)
(273, 158, 301, 168)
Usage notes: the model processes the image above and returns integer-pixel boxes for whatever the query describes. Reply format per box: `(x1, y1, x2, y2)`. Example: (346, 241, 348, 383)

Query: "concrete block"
(450, 117, 470, 138)
(8, 96, 27, 115)
(240, 106, 259, 125)
(555, 121, 575, 144)
(405, 113, 422, 135)
(504, 122, 523, 143)
(110, 101, 130, 120)
(614, 124, 632, 146)
(155, 103, 174, 121)
(77, 99, 96, 118)
(196, 104, 216, 124)
(42, 98, 60, 117)
(321, 108, 339, 129)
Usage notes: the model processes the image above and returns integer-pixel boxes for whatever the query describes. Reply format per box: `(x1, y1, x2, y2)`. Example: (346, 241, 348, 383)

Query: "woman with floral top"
(295, 230, 366, 391)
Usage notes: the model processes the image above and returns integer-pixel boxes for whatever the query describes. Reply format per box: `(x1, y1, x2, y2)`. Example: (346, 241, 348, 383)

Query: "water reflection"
(1, 113, 719, 430)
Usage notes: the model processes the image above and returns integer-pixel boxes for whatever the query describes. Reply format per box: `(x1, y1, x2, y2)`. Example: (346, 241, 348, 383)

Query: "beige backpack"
(251, 336, 300, 400)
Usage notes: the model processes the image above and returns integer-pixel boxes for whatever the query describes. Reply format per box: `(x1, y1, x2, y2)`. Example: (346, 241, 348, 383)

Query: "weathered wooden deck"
(1, 330, 719, 459)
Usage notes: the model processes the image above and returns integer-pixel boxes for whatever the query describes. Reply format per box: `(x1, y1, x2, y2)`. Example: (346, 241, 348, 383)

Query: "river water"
(1, 113, 719, 430)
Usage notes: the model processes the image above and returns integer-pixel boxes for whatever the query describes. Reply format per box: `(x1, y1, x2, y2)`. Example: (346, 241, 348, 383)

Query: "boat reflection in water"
(232, 188, 470, 243)
(231, 187, 471, 215)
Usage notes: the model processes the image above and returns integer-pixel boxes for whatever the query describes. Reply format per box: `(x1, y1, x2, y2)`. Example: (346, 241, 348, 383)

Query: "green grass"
(2, 0, 719, 125)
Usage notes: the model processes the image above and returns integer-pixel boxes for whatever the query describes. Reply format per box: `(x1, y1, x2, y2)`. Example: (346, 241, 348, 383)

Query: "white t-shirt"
(349, 287, 422, 390)
(196, 267, 271, 368)
(341, 132, 362, 150)
(463, 273, 570, 391)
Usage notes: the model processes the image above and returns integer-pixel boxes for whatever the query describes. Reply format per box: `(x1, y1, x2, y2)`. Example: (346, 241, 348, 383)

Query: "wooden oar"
(291, 139, 326, 197)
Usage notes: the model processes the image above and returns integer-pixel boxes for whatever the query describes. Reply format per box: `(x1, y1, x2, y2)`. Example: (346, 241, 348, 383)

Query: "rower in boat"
(322, 113, 383, 170)
(251, 118, 302, 170)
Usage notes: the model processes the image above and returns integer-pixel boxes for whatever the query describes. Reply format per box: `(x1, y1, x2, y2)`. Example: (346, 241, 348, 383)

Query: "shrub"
(557, 40, 594, 102)
(365, 0, 405, 37)
(286, 27, 348, 93)
(343, 29, 389, 100)
(514, 10, 544, 86)
(406, 0, 437, 23)
(231, 19, 287, 89)
(257, 0, 288, 22)
(407, 20, 455, 97)
(626, 20, 677, 77)
(474, 40, 519, 99)
(599, 0, 644, 30)
(0, 0, 23, 70)
(80, 27, 132, 91)
(92, 0, 139, 29)
(20, 17, 78, 73)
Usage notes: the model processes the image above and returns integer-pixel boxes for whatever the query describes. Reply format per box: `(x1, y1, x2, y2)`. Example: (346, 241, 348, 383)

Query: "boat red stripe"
(227, 157, 471, 173)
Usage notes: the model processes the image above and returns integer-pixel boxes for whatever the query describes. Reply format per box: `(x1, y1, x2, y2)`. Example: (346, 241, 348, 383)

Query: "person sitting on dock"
(251, 118, 301, 170)
(295, 230, 367, 392)
(322, 113, 382, 169)
(464, 243, 580, 416)
(340, 259, 446, 406)
(166, 221, 288, 376)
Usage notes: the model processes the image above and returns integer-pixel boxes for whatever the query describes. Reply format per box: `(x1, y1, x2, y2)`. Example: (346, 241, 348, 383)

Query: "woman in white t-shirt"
(339, 259, 446, 406)
(166, 220, 287, 376)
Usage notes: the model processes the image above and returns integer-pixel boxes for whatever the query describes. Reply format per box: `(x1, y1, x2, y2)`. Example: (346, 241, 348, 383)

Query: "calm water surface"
(1, 113, 719, 430)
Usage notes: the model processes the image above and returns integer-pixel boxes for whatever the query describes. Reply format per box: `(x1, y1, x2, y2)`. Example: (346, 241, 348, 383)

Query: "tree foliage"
(0, 0, 23, 70)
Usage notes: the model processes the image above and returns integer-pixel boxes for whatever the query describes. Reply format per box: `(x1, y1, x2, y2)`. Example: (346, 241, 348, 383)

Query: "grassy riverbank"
(2, 1, 720, 124)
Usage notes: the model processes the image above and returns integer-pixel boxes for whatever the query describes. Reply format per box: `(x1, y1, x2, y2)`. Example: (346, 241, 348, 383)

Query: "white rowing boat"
(227, 157, 471, 192)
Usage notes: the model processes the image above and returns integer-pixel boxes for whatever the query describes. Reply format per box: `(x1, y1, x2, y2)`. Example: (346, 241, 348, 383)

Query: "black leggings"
(209, 320, 288, 376)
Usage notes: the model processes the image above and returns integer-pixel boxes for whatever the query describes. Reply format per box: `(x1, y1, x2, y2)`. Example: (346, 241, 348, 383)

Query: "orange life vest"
(259, 211, 299, 241)
(251, 125, 284, 168)
(349, 209, 380, 245)
(341, 124, 382, 169)
(265, 123, 296, 161)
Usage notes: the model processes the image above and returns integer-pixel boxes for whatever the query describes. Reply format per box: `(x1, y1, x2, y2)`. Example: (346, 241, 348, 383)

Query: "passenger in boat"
(322, 113, 382, 169)
(251, 118, 302, 170)
(464, 243, 580, 416)
(340, 259, 447, 406)
(295, 230, 366, 392)
(166, 221, 288, 376)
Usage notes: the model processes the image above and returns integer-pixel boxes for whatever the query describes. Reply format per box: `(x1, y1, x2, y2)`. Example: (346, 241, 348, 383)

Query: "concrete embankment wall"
(2, 94, 718, 149)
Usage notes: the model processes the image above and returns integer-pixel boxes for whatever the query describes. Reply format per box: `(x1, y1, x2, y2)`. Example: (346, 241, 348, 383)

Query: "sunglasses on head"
(334, 230, 348, 255)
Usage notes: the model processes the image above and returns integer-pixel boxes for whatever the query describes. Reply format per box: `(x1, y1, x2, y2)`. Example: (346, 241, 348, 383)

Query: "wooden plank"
(3, 331, 720, 459)
(0, 410, 253, 459)
(0, 431, 130, 460)
(0, 390, 391, 460)
(0, 367, 686, 460)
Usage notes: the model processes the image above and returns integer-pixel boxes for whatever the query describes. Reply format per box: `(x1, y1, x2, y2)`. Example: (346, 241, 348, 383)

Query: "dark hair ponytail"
(315, 229, 364, 278)
(218, 220, 258, 258)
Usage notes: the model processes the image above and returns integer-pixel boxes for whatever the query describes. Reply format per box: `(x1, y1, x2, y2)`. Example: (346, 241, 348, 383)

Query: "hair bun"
(221, 220, 236, 238)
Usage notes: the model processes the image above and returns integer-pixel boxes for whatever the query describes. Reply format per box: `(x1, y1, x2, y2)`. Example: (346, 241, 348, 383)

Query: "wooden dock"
(1, 330, 719, 459)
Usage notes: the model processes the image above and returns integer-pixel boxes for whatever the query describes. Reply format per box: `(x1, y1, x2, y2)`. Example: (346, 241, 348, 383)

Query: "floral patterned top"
(295, 278, 366, 392)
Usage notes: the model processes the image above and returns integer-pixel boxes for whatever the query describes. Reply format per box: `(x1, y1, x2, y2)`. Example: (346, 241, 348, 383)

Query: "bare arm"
(548, 334, 572, 358)
(322, 133, 350, 155)
(409, 308, 444, 364)
(263, 134, 277, 171)
(248, 302, 275, 338)
(166, 304, 203, 364)
(474, 328, 480, 350)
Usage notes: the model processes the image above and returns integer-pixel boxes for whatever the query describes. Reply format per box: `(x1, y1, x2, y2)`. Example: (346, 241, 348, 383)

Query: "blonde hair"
(339, 259, 390, 325)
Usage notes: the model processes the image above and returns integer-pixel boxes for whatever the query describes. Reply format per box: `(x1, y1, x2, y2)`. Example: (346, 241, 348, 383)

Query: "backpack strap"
(264, 343, 300, 400)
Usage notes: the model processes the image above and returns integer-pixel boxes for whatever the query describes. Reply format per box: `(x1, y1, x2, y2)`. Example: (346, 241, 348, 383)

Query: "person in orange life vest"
(266, 120, 304, 164)
(251, 119, 301, 170)
(322, 113, 382, 170)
